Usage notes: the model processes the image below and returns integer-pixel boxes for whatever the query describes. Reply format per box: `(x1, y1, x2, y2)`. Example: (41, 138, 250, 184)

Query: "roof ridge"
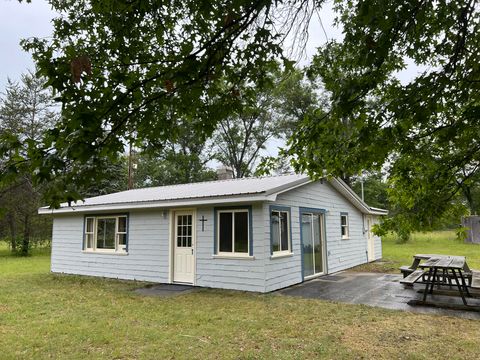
(122, 172, 301, 193)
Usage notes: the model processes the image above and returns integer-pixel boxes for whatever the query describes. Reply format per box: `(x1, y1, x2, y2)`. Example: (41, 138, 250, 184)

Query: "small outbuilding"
(39, 174, 387, 292)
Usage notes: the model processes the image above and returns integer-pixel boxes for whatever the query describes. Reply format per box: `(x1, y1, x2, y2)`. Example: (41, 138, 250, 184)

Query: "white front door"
(367, 216, 375, 261)
(173, 211, 195, 284)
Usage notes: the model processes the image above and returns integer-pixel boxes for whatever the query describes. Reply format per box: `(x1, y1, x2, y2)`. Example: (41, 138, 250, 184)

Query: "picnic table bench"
(400, 254, 442, 277)
(400, 269, 426, 285)
(471, 270, 480, 289)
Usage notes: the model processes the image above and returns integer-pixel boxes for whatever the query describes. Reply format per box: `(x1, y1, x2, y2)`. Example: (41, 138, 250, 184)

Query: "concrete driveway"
(278, 271, 480, 320)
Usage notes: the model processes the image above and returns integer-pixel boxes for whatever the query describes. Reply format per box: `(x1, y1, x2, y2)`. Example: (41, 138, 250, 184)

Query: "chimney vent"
(217, 167, 234, 180)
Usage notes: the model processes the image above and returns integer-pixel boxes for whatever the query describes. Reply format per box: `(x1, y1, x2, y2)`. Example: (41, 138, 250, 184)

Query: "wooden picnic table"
(418, 255, 471, 305)
(400, 254, 480, 310)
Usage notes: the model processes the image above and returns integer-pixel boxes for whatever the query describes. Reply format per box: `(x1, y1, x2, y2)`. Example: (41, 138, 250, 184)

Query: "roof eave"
(38, 193, 277, 215)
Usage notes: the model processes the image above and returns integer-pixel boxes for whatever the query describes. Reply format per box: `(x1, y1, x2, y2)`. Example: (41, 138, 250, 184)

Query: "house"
(39, 174, 387, 293)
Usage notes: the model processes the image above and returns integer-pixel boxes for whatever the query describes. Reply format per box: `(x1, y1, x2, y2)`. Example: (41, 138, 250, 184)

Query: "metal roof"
(38, 173, 388, 215)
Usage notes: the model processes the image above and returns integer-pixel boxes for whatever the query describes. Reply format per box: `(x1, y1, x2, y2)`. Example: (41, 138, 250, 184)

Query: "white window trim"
(84, 217, 95, 251)
(212, 254, 255, 260)
(270, 252, 294, 260)
(271, 210, 292, 255)
(341, 213, 349, 240)
(216, 209, 250, 256)
(83, 215, 128, 254)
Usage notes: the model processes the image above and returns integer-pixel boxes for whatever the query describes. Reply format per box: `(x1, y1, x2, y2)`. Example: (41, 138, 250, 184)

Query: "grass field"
(2, 238, 480, 359)
(354, 230, 480, 273)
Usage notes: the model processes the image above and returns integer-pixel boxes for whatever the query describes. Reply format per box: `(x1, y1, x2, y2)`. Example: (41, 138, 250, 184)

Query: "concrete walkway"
(278, 271, 480, 320)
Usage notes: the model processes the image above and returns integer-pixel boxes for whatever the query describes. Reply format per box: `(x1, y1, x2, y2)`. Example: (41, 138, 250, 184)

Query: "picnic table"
(419, 255, 470, 305)
(400, 254, 480, 310)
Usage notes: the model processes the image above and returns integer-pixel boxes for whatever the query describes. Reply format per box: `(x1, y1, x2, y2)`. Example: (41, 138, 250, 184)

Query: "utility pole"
(128, 141, 134, 190)
(360, 174, 365, 201)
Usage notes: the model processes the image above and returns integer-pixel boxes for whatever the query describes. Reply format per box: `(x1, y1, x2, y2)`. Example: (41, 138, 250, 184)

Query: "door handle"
(191, 248, 194, 255)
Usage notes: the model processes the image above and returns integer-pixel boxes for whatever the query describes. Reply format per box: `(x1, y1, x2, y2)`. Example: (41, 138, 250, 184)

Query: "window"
(83, 215, 128, 253)
(217, 209, 250, 255)
(341, 213, 349, 239)
(271, 209, 291, 254)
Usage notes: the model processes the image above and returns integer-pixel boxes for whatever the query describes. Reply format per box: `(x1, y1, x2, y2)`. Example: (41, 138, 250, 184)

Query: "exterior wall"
(195, 204, 266, 292)
(371, 215, 383, 260)
(51, 204, 268, 292)
(51, 210, 170, 282)
(264, 181, 381, 292)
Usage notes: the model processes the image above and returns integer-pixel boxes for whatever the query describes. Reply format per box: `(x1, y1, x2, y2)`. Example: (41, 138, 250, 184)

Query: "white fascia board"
(38, 194, 274, 215)
(265, 178, 313, 200)
(369, 207, 389, 215)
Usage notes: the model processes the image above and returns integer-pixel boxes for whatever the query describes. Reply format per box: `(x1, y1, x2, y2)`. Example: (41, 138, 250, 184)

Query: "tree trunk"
(20, 213, 30, 256)
(7, 213, 17, 252)
(463, 186, 475, 215)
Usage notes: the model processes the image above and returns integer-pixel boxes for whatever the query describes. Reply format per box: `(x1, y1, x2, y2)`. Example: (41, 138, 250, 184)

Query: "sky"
(0, 0, 419, 88)
(0, 0, 54, 88)
(0, 1, 348, 89)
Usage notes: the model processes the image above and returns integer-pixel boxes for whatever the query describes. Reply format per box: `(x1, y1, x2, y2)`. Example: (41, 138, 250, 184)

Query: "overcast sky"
(0, 1, 350, 89)
(1, 0, 418, 91)
(0, 0, 54, 88)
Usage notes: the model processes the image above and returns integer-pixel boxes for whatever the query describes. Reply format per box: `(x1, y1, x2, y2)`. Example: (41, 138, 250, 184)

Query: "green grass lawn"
(354, 230, 480, 273)
(2, 240, 480, 359)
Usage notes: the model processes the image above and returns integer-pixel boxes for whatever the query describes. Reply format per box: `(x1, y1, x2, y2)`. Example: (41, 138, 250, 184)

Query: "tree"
(0, 71, 57, 254)
(17, 0, 297, 205)
(286, 0, 480, 236)
(214, 67, 319, 177)
(16, 0, 480, 228)
(132, 118, 217, 187)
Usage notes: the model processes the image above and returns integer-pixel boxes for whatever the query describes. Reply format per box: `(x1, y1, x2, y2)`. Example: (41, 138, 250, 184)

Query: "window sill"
(82, 250, 129, 256)
(341, 237, 350, 240)
(212, 254, 255, 260)
(270, 252, 294, 260)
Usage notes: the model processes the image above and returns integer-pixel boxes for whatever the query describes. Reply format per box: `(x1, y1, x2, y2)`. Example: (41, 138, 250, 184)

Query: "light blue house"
(39, 174, 387, 292)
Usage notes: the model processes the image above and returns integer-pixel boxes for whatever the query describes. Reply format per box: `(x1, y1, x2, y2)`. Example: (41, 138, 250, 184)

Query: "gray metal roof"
(38, 173, 388, 215)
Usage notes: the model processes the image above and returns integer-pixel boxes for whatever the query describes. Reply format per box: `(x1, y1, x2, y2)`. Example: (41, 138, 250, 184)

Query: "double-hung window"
(217, 209, 250, 256)
(340, 213, 349, 239)
(84, 215, 128, 253)
(271, 209, 291, 255)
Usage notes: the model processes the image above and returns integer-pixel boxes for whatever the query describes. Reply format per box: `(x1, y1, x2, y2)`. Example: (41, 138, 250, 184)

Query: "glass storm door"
(301, 212, 325, 278)
(173, 211, 195, 283)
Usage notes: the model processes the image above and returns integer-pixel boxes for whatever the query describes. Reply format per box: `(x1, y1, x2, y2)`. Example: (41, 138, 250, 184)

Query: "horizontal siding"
(195, 204, 266, 292)
(51, 210, 169, 282)
(264, 181, 382, 292)
(372, 215, 383, 260)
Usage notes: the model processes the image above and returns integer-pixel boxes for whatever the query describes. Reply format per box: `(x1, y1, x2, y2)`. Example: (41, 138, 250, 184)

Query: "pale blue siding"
(195, 204, 266, 292)
(372, 215, 383, 261)
(264, 181, 380, 292)
(51, 210, 169, 282)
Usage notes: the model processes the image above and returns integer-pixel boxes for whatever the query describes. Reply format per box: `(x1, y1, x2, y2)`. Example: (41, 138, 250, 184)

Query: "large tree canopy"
(288, 0, 480, 231)
(7, 0, 480, 224)
(15, 0, 298, 205)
